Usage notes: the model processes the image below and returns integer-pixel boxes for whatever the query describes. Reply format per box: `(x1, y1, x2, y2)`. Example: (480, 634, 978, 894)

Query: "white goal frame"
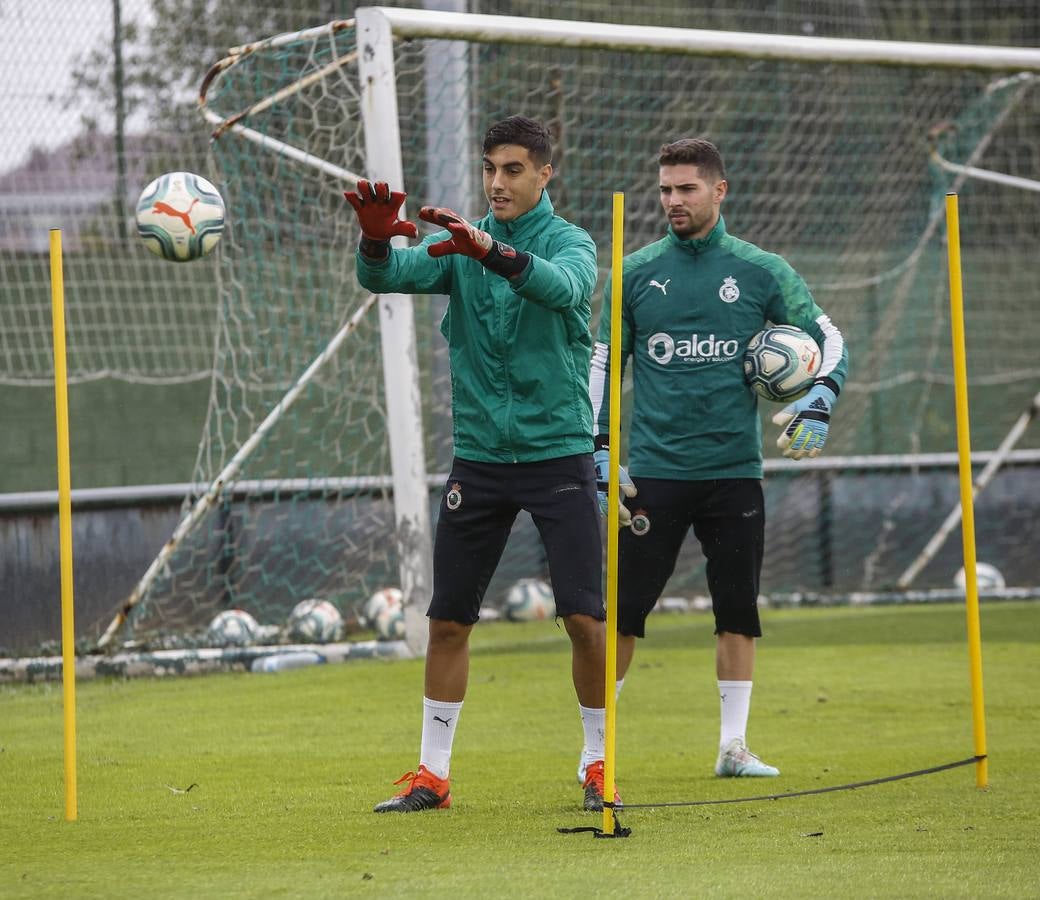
(355, 7, 1040, 645)
(108, 7, 1040, 654)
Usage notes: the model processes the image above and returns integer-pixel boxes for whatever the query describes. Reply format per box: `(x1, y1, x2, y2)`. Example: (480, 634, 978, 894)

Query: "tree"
(67, 1, 361, 174)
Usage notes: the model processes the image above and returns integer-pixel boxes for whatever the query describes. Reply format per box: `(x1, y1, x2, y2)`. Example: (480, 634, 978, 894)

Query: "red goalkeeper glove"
(418, 206, 530, 279)
(343, 180, 417, 259)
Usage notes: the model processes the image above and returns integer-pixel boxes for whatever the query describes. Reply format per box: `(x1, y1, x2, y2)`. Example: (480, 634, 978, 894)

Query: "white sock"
(419, 697, 463, 779)
(578, 704, 606, 772)
(615, 678, 625, 700)
(718, 680, 753, 750)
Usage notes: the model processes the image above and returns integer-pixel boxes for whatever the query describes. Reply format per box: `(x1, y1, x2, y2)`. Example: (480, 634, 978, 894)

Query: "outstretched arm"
(345, 181, 454, 296)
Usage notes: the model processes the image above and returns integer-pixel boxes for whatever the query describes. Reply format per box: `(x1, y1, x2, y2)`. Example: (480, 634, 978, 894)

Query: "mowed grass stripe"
(1, 601, 1037, 899)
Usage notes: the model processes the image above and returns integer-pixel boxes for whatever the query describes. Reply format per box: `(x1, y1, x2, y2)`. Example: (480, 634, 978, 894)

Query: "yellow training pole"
(602, 192, 624, 834)
(50, 229, 78, 821)
(944, 193, 988, 789)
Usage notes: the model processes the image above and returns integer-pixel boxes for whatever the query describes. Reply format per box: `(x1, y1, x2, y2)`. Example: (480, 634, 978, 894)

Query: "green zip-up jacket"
(590, 216, 848, 480)
(356, 191, 598, 463)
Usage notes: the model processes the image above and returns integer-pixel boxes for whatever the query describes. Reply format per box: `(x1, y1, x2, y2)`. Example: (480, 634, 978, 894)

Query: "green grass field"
(2, 602, 1038, 898)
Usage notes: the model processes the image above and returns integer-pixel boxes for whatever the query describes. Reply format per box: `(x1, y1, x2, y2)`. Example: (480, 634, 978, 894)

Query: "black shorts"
(428, 455, 605, 625)
(618, 478, 764, 639)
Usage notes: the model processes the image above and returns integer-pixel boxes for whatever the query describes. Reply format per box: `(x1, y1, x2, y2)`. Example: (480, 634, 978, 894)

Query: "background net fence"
(2, 1, 1038, 650)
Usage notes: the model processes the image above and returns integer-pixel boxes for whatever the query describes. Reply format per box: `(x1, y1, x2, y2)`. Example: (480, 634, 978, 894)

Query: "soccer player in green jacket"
(589, 138, 849, 779)
(345, 116, 616, 813)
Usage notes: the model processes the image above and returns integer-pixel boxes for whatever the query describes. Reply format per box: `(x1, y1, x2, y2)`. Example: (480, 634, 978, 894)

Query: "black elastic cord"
(615, 755, 985, 810)
(557, 758, 983, 837)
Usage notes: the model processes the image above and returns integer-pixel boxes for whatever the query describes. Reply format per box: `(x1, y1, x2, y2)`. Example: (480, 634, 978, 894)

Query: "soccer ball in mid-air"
(365, 587, 405, 640)
(504, 578, 556, 622)
(286, 599, 343, 644)
(954, 562, 1005, 593)
(206, 608, 259, 647)
(136, 171, 225, 262)
(743, 325, 822, 402)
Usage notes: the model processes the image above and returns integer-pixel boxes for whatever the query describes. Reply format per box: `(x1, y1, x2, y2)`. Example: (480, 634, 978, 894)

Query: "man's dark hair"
(658, 138, 726, 182)
(482, 116, 553, 167)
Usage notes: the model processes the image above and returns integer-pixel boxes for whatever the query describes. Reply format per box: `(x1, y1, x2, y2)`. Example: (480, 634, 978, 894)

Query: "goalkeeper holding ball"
(345, 116, 617, 813)
(589, 138, 849, 780)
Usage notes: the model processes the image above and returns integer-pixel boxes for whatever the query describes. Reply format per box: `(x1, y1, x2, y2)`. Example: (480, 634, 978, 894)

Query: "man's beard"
(670, 208, 715, 239)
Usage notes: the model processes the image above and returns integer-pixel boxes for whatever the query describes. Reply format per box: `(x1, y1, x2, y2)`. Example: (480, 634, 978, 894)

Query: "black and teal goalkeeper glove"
(772, 381, 838, 460)
(593, 448, 637, 528)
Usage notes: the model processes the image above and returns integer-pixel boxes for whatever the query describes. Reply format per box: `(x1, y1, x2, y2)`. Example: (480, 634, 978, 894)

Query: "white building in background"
(0, 132, 149, 253)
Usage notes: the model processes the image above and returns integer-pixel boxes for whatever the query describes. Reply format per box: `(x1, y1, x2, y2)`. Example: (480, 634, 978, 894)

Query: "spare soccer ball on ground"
(374, 603, 406, 641)
(954, 562, 1005, 593)
(286, 599, 344, 644)
(136, 171, 225, 262)
(504, 578, 556, 621)
(653, 596, 691, 614)
(206, 608, 259, 647)
(743, 325, 822, 403)
(365, 587, 406, 640)
(364, 587, 403, 626)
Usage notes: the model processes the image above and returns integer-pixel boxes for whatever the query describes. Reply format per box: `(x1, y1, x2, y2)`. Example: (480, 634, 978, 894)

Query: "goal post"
(356, 7, 433, 656)
(95, 8, 1040, 651)
(367, 5, 1040, 70)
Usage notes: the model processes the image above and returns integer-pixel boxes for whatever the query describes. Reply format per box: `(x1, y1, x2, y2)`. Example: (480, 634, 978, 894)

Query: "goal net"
(98, 8, 1040, 646)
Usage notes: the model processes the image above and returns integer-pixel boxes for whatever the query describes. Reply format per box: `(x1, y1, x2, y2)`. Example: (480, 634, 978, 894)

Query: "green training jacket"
(356, 191, 598, 463)
(591, 216, 849, 480)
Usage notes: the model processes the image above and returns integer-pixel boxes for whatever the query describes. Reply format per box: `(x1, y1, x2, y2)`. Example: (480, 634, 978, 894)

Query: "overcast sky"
(0, 0, 151, 174)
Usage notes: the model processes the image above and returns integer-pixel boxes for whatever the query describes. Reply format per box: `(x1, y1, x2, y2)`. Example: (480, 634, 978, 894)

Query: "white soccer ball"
(136, 171, 225, 262)
(365, 587, 406, 640)
(364, 587, 403, 626)
(654, 595, 691, 614)
(954, 562, 1006, 593)
(743, 325, 822, 403)
(374, 603, 406, 641)
(504, 578, 556, 622)
(286, 599, 343, 644)
(206, 608, 259, 647)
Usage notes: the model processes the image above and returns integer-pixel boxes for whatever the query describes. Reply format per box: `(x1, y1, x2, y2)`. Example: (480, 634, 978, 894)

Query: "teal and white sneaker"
(714, 738, 780, 777)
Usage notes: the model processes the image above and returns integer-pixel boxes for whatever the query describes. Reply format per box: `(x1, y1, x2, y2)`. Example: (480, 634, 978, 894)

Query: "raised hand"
(419, 206, 493, 260)
(343, 180, 418, 242)
(418, 206, 529, 278)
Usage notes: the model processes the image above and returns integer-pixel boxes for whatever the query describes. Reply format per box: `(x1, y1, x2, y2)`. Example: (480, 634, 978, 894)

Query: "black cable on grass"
(614, 755, 985, 810)
(557, 756, 983, 838)
(558, 808, 632, 838)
